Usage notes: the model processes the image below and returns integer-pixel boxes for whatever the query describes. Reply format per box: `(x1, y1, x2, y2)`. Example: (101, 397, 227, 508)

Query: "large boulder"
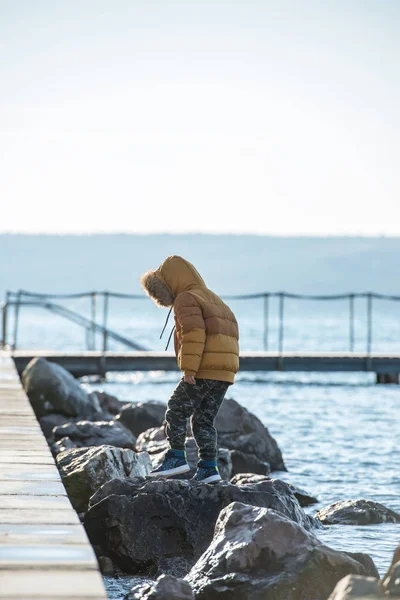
(56, 445, 152, 512)
(230, 449, 271, 476)
(117, 401, 166, 437)
(316, 499, 400, 525)
(22, 357, 101, 418)
(215, 398, 286, 471)
(328, 574, 381, 599)
(230, 473, 318, 507)
(84, 477, 317, 576)
(126, 574, 194, 600)
(186, 502, 378, 600)
(52, 420, 136, 455)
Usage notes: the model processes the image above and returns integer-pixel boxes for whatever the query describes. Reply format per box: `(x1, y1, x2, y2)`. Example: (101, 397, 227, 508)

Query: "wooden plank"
(0, 455, 55, 465)
(0, 569, 106, 598)
(0, 466, 61, 481)
(0, 523, 88, 545)
(0, 352, 107, 599)
(0, 544, 98, 569)
(0, 481, 67, 496)
(0, 509, 80, 525)
(0, 496, 72, 510)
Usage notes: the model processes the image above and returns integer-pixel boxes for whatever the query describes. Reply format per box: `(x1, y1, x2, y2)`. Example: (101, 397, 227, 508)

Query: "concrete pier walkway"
(0, 352, 107, 599)
(11, 350, 400, 380)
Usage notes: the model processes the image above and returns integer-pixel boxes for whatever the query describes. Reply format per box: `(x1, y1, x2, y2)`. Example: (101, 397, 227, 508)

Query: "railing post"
(1, 292, 9, 349)
(366, 292, 373, 371)
(278, 292, 285, 367)
(366, 293, 373, 355)
(91, 292, 97, 351)
(349, 294, 355, 352)
(13, 290, 21, 350)
(263, 294, 269, 351)
(103, 291, 109, 353)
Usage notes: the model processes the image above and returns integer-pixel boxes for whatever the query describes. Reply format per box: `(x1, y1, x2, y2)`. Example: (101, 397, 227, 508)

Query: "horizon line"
(0, 231, 398, 239)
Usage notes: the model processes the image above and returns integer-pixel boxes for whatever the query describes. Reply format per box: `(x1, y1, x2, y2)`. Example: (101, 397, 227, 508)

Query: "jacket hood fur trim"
(140, 270, 175, 307)
(141, 256, 206, 307)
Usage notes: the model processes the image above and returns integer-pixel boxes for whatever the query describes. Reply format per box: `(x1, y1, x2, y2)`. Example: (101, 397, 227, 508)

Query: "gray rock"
(56, 445, 152, 512)
(328, 574, 382, 599)
(382, 549, 400, 596)
(230, 473, 318, 507)
(39, 413, 74, 441)
(135, 426, 166, 455)
(230, 449, 271, 476)
(22, 357, 101, 418)
(117, 401, 166, 437)
(186, 502, 378, 600)
(230, 473, 270, 485)
(215, 398, 286, 471)
(98, 555, 116, 576)
(85, 477, 316, 576)
(345, 553, 380, 580)
(93, 391, 127, 416)
(316, 499, 400, 525)
(288, 483, 319, 507)
(126, 574, 194, 600)
(214, 447, 232, 481)
(52, 436, 76, 454)
(52, 420, 136, 455)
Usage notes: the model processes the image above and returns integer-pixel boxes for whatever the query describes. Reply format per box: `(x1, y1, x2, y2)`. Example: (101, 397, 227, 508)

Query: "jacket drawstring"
(165, 326, 175, 351)
(160, 306, 175, 351)
(160, 307, 173, 340)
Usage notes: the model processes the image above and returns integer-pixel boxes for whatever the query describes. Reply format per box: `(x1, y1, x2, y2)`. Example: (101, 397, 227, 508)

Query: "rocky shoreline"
(21, 357, 400, 599)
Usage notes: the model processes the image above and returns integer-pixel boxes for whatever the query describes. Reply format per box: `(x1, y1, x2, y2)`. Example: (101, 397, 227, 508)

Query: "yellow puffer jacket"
(141, 256, 239, 384)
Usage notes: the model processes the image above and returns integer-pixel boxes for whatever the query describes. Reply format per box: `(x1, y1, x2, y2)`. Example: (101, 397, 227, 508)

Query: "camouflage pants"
(165, 378, 230, 461)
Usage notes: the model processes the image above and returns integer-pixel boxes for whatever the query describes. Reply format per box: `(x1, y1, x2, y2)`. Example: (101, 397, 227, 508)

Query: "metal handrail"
(12, 289, 400, 301)
(2, 289, 400, 353)
(1, 297, 147, 351)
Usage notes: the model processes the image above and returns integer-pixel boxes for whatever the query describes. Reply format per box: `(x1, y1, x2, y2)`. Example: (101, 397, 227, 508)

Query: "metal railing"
(1, 289, 400, 353)
(222, 291, 397, 355)
(1, 290, 146, 352)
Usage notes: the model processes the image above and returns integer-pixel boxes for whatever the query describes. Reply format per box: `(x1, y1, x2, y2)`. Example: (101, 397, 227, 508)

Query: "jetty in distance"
(2, 290, 400, 384)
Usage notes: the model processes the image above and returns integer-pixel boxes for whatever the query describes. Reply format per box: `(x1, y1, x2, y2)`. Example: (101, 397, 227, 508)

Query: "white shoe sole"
(148, 464, 191, 478)
(200, 474, 222, 483)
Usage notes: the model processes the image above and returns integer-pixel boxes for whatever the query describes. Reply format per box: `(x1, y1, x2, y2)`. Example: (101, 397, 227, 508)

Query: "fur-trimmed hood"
(141, 255, 206, 307)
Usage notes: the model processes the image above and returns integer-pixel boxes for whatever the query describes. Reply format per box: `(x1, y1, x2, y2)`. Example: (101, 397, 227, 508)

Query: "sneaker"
(148, 450, 190, 478)
(192, 465, 222, 484)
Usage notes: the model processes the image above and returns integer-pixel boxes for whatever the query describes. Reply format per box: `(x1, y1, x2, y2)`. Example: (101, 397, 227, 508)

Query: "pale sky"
(1, 0, 399, 235)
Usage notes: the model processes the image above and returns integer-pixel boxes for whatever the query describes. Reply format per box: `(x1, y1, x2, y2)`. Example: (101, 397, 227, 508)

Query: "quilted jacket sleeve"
(174, 292, 206, 376)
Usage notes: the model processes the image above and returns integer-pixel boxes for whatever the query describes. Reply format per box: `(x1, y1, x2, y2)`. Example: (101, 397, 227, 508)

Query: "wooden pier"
(11, 350, 400, 381)
(0, 352, 107, 599)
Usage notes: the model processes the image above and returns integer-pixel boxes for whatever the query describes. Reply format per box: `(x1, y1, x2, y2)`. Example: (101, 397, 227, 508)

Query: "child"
(141, 255, 239, 483)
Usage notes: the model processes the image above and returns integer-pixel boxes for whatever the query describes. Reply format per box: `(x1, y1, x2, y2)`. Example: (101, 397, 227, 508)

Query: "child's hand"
(184, 374, 196, 385)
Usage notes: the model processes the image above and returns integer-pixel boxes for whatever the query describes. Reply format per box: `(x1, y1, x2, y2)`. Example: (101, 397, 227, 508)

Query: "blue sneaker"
(149, 450, 190, 478)
(192, 463, 222, 484)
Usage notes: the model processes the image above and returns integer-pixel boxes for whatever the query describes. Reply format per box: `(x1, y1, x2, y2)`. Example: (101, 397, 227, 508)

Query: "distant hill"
(1, 234, 399, 299)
